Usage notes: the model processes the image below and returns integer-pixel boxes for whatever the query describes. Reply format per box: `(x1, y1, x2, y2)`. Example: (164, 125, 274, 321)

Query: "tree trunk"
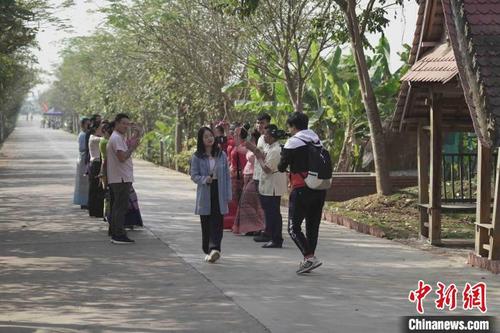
(344, 0, 392, 195)
(175, 104, 183, 154)
(0, 112, 4, 143)
(294, 80, 305, 113)
(283, 60, 304, 113)
(74, 113, 79, 134)
(335, 119, 354, 172)
(175, 104, 183, 171)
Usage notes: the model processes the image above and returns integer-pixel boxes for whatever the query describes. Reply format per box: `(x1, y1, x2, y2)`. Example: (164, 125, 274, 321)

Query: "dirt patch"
(324, 187, 475, 240)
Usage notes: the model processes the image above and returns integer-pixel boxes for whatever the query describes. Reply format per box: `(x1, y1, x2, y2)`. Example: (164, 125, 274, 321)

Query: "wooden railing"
(442, 153, 497, 203)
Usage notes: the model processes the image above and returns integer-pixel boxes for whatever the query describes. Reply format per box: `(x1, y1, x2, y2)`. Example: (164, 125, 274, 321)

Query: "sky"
(32, 0, 106, 96)
(32, 0, 420, 97)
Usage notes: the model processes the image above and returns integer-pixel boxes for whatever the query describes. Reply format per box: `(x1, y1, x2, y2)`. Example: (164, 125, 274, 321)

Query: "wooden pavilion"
(391, 0, 500, 272)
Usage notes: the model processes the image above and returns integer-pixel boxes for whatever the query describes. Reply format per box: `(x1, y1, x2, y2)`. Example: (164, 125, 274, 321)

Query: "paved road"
(0, 119, 499, 333)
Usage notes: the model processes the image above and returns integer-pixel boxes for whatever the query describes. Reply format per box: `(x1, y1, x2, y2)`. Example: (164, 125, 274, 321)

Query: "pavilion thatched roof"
(392, 0, 500, 147)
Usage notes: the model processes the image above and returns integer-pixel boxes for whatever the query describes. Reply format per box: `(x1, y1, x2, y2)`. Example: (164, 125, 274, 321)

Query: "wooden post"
(418, 123, 430, 239)
(0, 113, 4, 142)
(429, 94, 442, 245)
(475, 144, 492, 257)
(147, 140, 152, 161)
(489, 153, 500, 260)
(160, 140, 165, 166)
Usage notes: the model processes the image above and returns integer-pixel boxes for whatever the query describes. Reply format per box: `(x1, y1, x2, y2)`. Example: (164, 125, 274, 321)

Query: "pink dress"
(224, 143, 248, 229)
(232, 150, 265, 234)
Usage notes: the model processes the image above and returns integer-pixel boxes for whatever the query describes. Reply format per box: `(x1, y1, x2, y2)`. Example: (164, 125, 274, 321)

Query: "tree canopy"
(41, 0, 410, 175)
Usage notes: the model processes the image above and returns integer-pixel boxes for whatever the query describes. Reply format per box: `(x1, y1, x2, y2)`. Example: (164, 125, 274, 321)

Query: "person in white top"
(255, 124, 288, 248)
(245, 113, 271, 243)
(106, 113, 140, 244)
(87, 122, 106, 218)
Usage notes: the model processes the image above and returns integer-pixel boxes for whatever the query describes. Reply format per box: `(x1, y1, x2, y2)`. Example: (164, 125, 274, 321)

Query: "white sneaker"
(207, 250, 221, 263)
(296, 256, 322, 274)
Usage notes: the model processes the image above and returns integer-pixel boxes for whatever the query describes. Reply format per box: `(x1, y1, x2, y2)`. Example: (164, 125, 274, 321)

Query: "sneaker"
(207, 250, 221, 263)
(296, 257, 322, 274)
(111, 235, 135, 244)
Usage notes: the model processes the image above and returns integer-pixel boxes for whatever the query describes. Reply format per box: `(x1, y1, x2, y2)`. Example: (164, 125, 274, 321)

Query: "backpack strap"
(297, 137, 321, 146)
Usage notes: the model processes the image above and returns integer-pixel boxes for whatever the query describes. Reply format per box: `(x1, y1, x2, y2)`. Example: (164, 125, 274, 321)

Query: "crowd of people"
(72, 111, 331, 274)
(190, 112, 331, 274)
(73, 113, 143, 244)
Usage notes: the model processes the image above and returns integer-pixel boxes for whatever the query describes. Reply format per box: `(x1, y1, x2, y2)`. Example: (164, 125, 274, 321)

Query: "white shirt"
(209, 156, 217, 180)
(89, 135, 101, 162)
(252, 135, 268, 181)
(106, 131, 134, 184)
(258, 141, 287, 196)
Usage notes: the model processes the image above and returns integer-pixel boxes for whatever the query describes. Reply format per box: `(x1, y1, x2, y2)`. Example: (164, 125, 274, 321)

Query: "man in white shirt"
(255, 124, 287, 248)
(107, 113, 140, 244)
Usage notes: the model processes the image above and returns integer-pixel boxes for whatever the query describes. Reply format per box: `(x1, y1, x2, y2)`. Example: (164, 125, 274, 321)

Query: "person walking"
(190, 126, 232, 263)
(232, 129, 265, 235)
(87, 122, 105, 218)
(73, 118, 90, 209)
(278, 112, 328, 274)
(255, 125, 287, 248)
(106, 113, 140, 244)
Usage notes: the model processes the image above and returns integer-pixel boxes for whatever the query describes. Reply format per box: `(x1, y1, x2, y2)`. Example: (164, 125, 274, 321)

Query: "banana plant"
(222, 54, 294, 128)
(306, 35, 406, 172)
(141, 119, 176, 166)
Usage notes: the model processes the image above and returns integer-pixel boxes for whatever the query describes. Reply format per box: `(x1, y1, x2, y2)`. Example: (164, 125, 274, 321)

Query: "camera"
(240, 123, 251, 141)
(216, 136, 228, 144)
(270, 128, 290, 140)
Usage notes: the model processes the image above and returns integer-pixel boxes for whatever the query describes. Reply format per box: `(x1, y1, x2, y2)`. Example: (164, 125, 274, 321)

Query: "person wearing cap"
(254, 124, 287, 248)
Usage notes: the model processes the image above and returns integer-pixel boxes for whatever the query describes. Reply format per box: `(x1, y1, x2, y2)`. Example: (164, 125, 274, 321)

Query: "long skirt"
(223, 175, 244, 229)
(232, 174, 265, 235)
(73, 152, 89, 206)
(88, 160, 105, 217)
(107, 185, 143, 227)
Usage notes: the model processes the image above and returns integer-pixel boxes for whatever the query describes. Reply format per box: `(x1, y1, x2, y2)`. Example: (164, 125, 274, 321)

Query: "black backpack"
(299, 139, 333, 190)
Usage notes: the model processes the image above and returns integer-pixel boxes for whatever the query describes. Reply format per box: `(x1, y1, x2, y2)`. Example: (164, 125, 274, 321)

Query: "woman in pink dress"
(232, 129, 265, 235)
(223, 126, 248, 229)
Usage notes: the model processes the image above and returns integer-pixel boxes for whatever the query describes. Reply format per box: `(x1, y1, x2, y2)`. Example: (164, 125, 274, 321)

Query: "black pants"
(88, 160, 104, 217)
(260, 195, 283, 244)
(254, 180, 267, 234)
(200, 180, 223, 254)
(288, 187, 326, 257)
(109, 182, 131, 238)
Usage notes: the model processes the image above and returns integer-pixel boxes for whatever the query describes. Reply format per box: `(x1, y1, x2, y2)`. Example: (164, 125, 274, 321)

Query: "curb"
(468, 252, 500, 274)
(322, 210, 387, 238)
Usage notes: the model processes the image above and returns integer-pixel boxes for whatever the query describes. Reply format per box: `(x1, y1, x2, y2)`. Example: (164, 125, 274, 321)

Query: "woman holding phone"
(190, 127, 232, 263)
